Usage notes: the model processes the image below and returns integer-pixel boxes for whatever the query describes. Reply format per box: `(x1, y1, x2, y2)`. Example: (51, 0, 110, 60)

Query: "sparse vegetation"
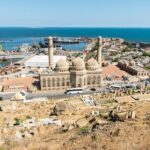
(26, 115, 32, 119)
(145, 66, 150, 70)
(13, 118, 22, 126)
(0, 92, 150, 150)
(143, 51, 150, 57)
(112, 57, 119, 62)
(79, 127, 89, 135)
(122, 47, 130, 52)
(0, 146, 5, 150)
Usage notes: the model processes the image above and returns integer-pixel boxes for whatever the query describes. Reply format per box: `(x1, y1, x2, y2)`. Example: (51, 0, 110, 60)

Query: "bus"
(110, 84, 122, 90)
(65, 88, 84, 94)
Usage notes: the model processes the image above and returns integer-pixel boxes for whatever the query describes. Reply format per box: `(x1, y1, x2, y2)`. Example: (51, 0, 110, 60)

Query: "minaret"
(48, 36, 54, 70)
(97, 36, 102, 68)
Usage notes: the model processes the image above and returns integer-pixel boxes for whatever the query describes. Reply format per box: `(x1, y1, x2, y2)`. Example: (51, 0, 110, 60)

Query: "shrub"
(26, 115, 32, 119)
(14, 118, 22, 126)
(143, 52, 150, 57)
(79, 127, 89, 135)
(145, 66, 150, 70)
(0, 107, 2, 111)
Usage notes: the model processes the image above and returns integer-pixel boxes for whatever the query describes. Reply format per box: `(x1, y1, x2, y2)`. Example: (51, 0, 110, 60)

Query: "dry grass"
(0, 94, 150, 150)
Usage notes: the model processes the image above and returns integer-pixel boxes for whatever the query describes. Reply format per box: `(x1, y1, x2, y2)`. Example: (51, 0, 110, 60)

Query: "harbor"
(0, 37, 89, 69)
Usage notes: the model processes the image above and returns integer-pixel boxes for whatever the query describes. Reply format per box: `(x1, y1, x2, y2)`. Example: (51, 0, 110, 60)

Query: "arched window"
(78, 78, 82, 87)
(97, 76, 100, 84)
(84, 77, 86, 86)
(62, 78, 65, 86)
(43, 79, 46, 87)
(57, 78, 60, 86)
(87, 76, 91, 85)
(92, 76, 96, 84)
(48, 78, 51, 87)
(52, 78, 55, 87)
(67, 77, 70, 86)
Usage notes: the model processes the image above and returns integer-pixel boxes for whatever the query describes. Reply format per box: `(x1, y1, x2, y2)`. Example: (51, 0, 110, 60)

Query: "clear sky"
(0, 0, 149, 27)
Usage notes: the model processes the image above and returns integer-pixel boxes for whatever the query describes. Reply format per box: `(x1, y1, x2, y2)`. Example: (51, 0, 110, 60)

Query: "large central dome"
(72, 57, 85, 70)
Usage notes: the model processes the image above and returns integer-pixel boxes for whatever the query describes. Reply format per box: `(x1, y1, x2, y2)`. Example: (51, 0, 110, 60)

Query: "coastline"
(0, 27, 150, 42)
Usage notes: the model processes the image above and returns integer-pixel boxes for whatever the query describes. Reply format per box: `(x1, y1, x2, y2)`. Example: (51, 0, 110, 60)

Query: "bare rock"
(75, 118, 89, 128)
(52, 101, 75, 116)
(109, 110, 128, 122)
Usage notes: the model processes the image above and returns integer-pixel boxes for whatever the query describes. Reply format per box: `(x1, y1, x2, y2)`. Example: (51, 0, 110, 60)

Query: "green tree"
(143, 52, 150, 57)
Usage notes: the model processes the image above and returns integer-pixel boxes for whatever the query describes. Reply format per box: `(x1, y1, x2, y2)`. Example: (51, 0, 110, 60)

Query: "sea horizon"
(1, 27, 150, 50)
(0, 26, 150, 28)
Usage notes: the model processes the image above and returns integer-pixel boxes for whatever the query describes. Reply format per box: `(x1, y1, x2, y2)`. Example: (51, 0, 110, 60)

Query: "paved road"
(1, 83, 143, 101)
(0, 54, 25, 59)
(0, 90, 95, 100)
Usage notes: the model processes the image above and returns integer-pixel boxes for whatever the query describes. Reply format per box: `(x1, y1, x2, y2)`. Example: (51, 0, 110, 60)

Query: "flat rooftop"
(102, 65, 130, 80)
(25, 55, 66, 68)
(3, 77, 38, 86)
(131, 65, 148, 72)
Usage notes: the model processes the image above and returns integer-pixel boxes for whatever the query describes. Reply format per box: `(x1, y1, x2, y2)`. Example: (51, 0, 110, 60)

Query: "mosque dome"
(72, 57, 85, 70)
(86, 58, 99, 71)
(129, 60, 135, 66)
(123, 60, 129, 66)
(55, 59, 69, 72)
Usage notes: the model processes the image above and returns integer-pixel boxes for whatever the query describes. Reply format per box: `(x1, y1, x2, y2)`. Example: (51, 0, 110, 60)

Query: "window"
(93, 76, 96, 84)
(78, 78, 82, 87)
(97, 76, 100, 84)
(84, 77, 86, 86)
(52, 78, 55, 87)
(43, 79, 46, 87)
(48, 78, 51, 87)
(87, 76, 91, 85)
(67, 77, 70, 86)
(62, 78, 65, 86)
(57, 78, 60, 86)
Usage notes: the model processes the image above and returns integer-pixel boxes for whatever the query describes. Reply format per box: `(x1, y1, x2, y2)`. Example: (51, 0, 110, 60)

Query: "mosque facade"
(40, 36, 103, 91)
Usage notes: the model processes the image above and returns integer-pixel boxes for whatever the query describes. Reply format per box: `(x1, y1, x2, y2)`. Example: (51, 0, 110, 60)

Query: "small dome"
(123, 60, 129, 66)
(72, 57, 85, 70)
(12, 91, 26, 100)
(129, 60, 135, 66)
(86, 58, 99, 70)
(55, 59, 69, 72)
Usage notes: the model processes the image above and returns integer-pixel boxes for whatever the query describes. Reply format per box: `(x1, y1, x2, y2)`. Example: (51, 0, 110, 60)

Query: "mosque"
(40, 36, 103, 91)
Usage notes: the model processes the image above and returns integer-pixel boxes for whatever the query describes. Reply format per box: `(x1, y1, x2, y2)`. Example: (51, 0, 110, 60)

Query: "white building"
(25, 55, 66, 69)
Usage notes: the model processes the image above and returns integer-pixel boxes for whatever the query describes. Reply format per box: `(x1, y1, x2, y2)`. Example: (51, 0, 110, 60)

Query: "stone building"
(118, 60, 150, 77)
(40, 36, 103, 91)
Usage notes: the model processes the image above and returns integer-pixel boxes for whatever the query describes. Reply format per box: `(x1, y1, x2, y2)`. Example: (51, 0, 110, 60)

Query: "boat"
(1, 57, 9, 61)
(44, 37, 80, 44)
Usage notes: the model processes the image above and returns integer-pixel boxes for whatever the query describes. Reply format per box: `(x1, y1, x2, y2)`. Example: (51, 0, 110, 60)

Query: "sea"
(0, 27, 150, 51)
(1, 27, 150, 68)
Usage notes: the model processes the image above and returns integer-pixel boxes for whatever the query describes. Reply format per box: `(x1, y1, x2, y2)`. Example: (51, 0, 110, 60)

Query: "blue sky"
(0, 0, 149, 27)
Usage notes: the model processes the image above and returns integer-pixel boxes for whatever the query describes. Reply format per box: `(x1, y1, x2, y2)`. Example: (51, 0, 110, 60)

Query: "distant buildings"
(2, 77, 38, 92)
(118, 60, 149, 78)
(102, 64, 130, 81)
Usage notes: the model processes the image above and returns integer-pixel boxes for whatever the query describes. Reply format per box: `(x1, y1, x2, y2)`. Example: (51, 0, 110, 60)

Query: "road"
(0, 86, 118, 100)
(0, 54, 25, 59)
(0, 90, 96, 100)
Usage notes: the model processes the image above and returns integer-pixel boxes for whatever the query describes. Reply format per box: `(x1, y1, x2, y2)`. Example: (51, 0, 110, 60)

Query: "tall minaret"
(48, 36, 54, 70)
(97, 36, 102, 67)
